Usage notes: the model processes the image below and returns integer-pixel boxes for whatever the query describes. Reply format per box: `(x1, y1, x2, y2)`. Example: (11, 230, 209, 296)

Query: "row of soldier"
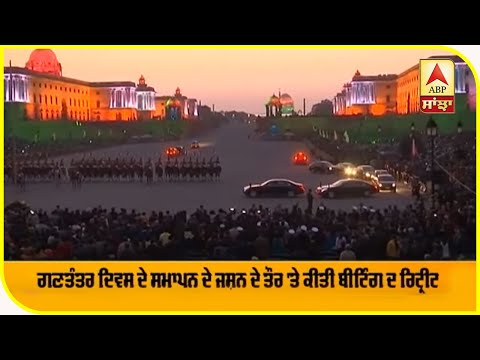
(4, 159, 65, 185)
(5, 155, 222, 187)
(68, 156, 222, 185)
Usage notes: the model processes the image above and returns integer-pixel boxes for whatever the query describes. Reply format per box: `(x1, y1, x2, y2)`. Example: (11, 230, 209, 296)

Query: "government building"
(332, 55, 475, 115)
(265, 92, 295, 117)
(4, 49, 199, 121)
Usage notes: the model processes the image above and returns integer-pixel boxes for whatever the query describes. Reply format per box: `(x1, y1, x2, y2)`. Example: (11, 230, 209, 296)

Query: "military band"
(5, 155, 222, 187)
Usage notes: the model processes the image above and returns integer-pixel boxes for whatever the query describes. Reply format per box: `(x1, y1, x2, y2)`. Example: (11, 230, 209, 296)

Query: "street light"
(457, 120, 463, 134)
(426, 117, 438, 209)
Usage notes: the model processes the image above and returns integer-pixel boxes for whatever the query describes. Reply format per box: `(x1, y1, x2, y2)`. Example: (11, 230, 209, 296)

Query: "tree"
(310, 99, 333, 116)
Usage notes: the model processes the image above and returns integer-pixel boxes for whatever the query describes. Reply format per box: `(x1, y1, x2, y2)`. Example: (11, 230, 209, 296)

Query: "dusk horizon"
(4, 48, 453, 114)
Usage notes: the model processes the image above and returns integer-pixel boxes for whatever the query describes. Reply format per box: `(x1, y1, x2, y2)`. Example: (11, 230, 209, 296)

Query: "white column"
(18, 77, 23, 101)
(110, 89, 114, 108)
(23, 77, 28, 102)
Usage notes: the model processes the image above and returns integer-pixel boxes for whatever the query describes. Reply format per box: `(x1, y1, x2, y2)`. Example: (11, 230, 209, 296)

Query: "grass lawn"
(4, 104, 187, 144)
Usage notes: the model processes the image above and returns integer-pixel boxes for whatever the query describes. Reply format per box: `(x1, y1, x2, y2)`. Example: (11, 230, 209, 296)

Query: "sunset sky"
(4, 47, 451, 114)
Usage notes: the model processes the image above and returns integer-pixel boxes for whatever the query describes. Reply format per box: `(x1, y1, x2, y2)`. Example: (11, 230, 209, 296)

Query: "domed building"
(265, 94, 280, 116)
(265, 92, 294, 117)
(279, 93, 294, 115)
(25, 49, 63, 76)
(135, 75, 155, 120)
(155, 87, 198, 121)
(4, 48, 199, 121)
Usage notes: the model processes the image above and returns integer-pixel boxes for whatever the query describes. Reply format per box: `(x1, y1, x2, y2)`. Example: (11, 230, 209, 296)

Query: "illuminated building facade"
(333, 55, 476, 115)
(265, 92, 294, 117)
(153, 87, 198, 121)
(333, 71, 397, 116)
(4, 49, 199, 121)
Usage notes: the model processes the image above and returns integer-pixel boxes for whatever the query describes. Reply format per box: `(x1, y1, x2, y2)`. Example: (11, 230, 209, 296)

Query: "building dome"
(280, 93, 293, 105)
(25, 49, 62, 76)
(267, 94, 280, 106)
(166, 98, 181, 107)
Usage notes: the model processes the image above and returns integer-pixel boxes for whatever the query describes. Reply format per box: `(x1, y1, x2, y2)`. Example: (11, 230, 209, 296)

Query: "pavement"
(4, 122, 413, 213)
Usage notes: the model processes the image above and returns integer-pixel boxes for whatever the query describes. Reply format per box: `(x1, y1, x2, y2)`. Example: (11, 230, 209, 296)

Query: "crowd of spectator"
(5, 198, 475, 261)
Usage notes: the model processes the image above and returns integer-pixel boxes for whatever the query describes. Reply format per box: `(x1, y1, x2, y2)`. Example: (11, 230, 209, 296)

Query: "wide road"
(5, 122, 413, 213)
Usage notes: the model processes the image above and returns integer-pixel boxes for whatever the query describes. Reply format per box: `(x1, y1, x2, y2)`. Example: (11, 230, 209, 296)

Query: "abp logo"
(420, 59, 455, 114)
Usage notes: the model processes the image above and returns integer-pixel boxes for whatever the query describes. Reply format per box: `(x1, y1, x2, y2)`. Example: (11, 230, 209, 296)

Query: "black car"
(316, 179, 379, 199)
(308, 160, 336, 174)
(373, 174, 397, 192)
(244, 179, 305, 198)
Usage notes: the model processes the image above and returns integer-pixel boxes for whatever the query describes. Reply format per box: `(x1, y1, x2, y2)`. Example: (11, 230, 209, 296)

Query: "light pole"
(426, 117, 438, 209)
(410, 122, 415, 138)
(457, 120, 463, 134)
